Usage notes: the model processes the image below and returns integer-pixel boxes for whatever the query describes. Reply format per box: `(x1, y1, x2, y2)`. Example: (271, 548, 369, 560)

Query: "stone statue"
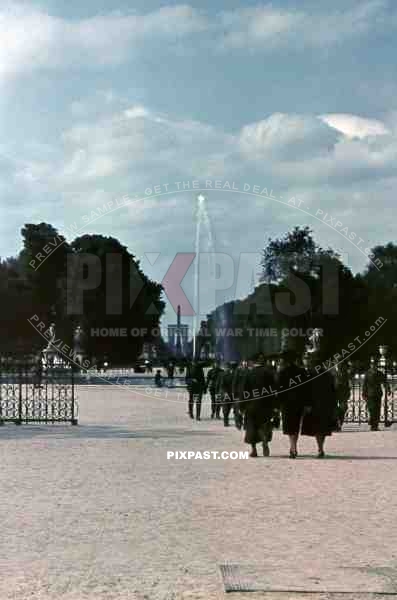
(43, 323, 57, 367)
(73, 325, 85, 366)
(46, 323, 56, 347)
(73, 326, 83, 352)
(307, 328, 322, 354)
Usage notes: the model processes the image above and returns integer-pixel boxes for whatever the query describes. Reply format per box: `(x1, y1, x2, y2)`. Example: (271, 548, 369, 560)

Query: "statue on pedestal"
(47, 323, 56, 345)
(73, 325, 85, 366)
(73, 326, 83, 351)
(306, 328, 322, 354)
(43, 322, 57, 366)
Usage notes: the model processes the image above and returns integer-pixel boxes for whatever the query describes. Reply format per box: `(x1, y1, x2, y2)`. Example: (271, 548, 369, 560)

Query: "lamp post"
(378, 345, 391, 426)
(379, 345, 387, 379)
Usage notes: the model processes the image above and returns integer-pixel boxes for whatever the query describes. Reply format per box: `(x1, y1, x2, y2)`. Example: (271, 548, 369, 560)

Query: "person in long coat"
(206, 360, 223, 419)
(231, 361, 247, 430)
(301, 358, 337, 457)
(218, 362, 238, 427)
(167, 362, 175, 386)
(186, 361, 206, 421)
(362, 362, 390, 430)
(277, 351, 308, 458)
(237, 354, 278, 457)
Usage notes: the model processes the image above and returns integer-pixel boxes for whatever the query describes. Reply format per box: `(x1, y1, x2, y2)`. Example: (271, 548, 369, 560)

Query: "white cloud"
(14, 104, 232, 193)
(219, 6, 299, 50)
(319, 114, 391, 138)
(236, 111, 397, 187)
(219, 0, 392, 51)
(5, 102, 393, 269)
(124, 105, 151, 119)
(1, 1, 395, 85)
(0, 3, 61, 80)
(12, 103, 397, 197)
(239, 113, 339, 160)
(0, 3, 207, 83)
(3, 103, 397, 317)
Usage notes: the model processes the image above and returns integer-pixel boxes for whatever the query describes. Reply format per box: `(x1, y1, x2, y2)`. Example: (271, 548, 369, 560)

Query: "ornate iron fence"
(0, 356, 77, 425)
(195, 370, 397, 426)
(344, 376, 397, 426)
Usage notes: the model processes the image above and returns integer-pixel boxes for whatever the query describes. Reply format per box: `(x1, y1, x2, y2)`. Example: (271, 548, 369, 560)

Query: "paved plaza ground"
(1, 384, 397, 599)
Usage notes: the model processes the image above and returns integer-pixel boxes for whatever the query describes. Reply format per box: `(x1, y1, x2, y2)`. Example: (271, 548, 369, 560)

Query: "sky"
(1, 0, 397, 332)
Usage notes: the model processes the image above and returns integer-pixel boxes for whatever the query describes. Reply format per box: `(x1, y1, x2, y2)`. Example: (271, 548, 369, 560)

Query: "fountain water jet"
(192, 193, 216, 359)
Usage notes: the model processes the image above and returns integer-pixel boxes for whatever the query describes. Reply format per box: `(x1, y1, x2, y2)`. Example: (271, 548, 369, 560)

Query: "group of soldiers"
(185, 359, 239, 424)
(185, 353, 393, 458)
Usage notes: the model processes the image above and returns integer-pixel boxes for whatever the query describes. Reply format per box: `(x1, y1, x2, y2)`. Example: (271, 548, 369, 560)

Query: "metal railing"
(0, 357, 77, 425)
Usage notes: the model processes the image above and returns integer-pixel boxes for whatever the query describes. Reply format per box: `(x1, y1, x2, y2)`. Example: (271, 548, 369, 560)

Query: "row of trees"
(0, 223, 165, 363)
(205, 227, 397, 364)
(2, 222, 395, 366)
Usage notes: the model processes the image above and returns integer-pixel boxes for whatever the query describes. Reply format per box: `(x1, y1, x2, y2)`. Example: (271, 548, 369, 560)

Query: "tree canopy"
(0, 224, 165, 362)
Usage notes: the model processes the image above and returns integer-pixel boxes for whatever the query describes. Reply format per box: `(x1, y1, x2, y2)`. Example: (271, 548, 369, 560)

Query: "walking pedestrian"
(186, 361, 206, 421)
(277, 351, 307, 458)
(232, 360, 247, 430)
(167, 362, 175, 387)
(362, 361, 391, 431)
(154, 369, 163, 388)
(237, 353, 278, 457)
(301, 358, 337, 457)
(206, 360, 223, 419)
(185, 360, 193, 416)
(218, 362, 238, 427)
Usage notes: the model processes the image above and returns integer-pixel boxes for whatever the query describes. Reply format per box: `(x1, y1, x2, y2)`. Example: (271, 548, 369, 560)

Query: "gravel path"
(1, 385, 397, 599)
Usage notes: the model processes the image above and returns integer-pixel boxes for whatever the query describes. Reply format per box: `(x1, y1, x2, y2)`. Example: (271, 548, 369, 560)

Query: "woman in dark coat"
(277, 351, 308, 458)
(301, 360, 337, 457)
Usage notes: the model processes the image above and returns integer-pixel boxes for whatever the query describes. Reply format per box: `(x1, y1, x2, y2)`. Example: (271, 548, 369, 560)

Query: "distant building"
(141, 342, 157, 360)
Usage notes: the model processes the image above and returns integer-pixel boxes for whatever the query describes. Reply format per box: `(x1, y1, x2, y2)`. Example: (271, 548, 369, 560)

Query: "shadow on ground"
(270, 454, 397, 460)
(0, 424, 219, 440)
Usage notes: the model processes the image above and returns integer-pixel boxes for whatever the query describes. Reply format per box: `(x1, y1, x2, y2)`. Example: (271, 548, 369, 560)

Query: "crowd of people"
(183, 352, 392, 458)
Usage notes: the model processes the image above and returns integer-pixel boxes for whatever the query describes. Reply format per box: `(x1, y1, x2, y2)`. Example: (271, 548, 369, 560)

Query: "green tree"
(0, 257, 37, 353)
(261, 226, 336, 283)
(361, 244, 397, 356)
(69, 234, 165, 364)
(19, 223, 72, 333)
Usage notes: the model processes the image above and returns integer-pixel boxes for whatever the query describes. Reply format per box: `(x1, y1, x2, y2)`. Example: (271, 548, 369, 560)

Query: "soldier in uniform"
(167, 362, 175, 386)
(232, 360, 247, 430)
(218, 362, 238, 427)
(185, 360, 193, 417)
(362, 361, 391, 431)
(206, 360, 223, 419)
(237, 353, 278, 457)
(154, 369, 163, 387)
(186, 361, 206, 421)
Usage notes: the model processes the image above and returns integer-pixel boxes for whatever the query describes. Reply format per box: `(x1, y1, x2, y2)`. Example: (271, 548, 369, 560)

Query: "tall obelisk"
(175, 305, 182, 357)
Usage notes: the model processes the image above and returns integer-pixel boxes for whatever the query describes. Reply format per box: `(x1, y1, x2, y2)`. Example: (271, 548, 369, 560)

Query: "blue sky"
(1, 0, 397, 329)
